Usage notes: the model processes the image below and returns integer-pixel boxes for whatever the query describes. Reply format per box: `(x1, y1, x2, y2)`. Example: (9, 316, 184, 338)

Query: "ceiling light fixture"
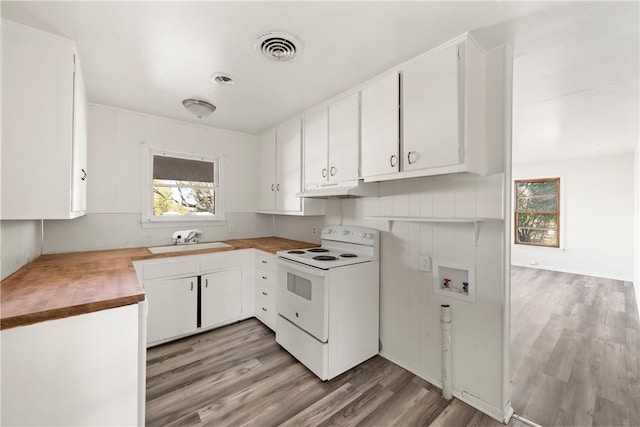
(182, 99, 216, 119)
(255, 32, 302, 62)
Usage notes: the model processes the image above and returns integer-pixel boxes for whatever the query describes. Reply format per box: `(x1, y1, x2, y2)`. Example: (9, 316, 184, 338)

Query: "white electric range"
(275, 225, 380, 381)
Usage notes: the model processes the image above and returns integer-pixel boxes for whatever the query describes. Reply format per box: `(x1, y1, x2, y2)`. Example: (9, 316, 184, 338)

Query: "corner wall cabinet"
(1, 20, 87, 219)
(360, 34, 487, 183)
(304, 92, 360, 189)
(256, 119, 323, 215)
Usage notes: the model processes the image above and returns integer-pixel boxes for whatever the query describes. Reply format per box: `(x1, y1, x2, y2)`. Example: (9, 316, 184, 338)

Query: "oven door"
(277, 258, 329, 343)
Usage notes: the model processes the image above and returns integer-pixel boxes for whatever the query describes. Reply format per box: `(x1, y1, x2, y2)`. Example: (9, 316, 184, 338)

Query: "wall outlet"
(228, 223, 236, 233)
(312, 227, 317, 235)
(419, 254, 432, 272)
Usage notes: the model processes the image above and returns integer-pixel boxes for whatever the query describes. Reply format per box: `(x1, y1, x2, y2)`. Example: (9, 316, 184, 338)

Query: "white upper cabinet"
(256, 119, 324, 215)
(328, 93, 360, 183)
(276, 120, 303, 212)
(360, 72, 400, 178)
(304, 92, 360, 189)
(361, 34, 487, 182)
(1, 21, 88, 219)
(303, 107, 329, 189)
(256, 130, 277, 211)
(402, 43, 461, 171)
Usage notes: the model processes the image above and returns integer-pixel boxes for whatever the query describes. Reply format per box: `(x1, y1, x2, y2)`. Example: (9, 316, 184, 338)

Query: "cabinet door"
(256, 130, 276, 211)
(145, 277, 197, 344)
(403, 43, 461, 171)
(1, 22, 76, 219)
(71, 54, 88, 213)
(275, 120, 302, 212)
(201, 268, 242, 329)
(303, 107, 329, 189)
(328, 93, 360, 182)
(361, 72, 400, 177)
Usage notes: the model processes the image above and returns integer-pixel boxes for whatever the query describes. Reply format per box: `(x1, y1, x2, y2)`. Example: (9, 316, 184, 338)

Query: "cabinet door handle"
(322, 168, 327, 178)
(389, 155, 398, 168)
(262, 291, 268, 296)
(262, 276, 268, 280)
(205, 279, 208, 288)
(261, 260, 267, 264)
(190, 281, 194, 291)
(262, 307, 268, 312)
(276, 183, 280, 191)
(407, 151, 418, 165)
(330, 166, 337, 176)
(81, 169, 87, 181)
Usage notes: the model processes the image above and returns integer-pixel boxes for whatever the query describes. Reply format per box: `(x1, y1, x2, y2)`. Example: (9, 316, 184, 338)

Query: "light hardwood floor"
(146, 267, 640, 426)
(510, 266, 640, 426)
(146, 318, 523, 426)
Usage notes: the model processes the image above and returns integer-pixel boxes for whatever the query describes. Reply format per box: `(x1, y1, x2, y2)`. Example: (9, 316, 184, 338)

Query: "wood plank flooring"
(146, 267, 640, 426)
(510, 266, 640, 427)
(146, 318, 520, 426)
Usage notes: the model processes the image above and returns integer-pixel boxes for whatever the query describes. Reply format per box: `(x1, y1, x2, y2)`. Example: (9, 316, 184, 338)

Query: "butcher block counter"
(0, 237, 316, 330)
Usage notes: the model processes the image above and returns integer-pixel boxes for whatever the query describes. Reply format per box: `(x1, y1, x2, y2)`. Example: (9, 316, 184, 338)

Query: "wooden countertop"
(0, 237, 316, 330)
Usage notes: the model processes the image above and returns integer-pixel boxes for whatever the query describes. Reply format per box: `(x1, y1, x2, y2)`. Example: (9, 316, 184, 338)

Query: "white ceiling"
(2, 1, 638, 164)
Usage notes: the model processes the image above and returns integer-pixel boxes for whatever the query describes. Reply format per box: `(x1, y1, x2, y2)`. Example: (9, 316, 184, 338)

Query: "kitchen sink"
(147, 241, 232, 254)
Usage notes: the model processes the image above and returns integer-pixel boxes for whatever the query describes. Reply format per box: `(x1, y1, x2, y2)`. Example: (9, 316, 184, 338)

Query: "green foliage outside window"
(515, 178, 560, 247)
(153, 180, 214, 216)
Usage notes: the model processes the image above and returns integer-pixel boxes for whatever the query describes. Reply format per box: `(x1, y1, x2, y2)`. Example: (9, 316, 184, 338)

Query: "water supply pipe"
(441, 304, 452, 400)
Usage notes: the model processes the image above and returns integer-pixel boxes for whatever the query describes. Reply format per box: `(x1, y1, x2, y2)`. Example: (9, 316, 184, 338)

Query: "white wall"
(511, 153, 634, 281)
(273, 215, 323, 245)
(303, 172, 507, 417)
(43, 105, 272, 253)
(0, 220, 41, 279)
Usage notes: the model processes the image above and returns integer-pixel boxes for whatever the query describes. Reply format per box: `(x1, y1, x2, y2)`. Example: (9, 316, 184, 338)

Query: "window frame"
(514, 177, 561, 248)
(142, 149, 225, 225)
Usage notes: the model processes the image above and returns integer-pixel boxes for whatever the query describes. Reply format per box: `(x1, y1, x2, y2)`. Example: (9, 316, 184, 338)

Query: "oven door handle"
(278, 258, 326, 278)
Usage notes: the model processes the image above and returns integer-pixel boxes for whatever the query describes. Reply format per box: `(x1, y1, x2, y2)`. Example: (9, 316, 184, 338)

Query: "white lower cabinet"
(145, 276, 197, 344)
(254, 250, 278, 330)
(201, 268, 242, 329)
(134, 250, 250, 347)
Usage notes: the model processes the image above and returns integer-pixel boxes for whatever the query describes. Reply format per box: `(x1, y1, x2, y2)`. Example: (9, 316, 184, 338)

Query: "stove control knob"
(323, 228, 332, 234)
(360, 232, 366, 238)
(365, 233, 373, 239)
(342, 230, 350, 235)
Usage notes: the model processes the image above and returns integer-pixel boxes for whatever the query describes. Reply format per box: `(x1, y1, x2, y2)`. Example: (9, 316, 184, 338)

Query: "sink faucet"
(172, 229, 203, 245)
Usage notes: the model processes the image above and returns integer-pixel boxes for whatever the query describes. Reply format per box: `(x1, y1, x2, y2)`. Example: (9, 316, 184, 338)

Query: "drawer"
(255, 300, 277, 331)
(141, 257, 198, 280)
(255, 281, 276, 306)
(255, 267, 276, 288)
(255, 250, 277, 272)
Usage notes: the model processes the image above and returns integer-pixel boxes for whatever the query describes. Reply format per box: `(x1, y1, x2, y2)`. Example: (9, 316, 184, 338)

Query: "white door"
(328, 93, 359, 183)
(71, 54, 87, 213)
(360, 72, 399, 178)
(276, 120, 302, 212)
(201, 268, 242, 329)
(145, 277, 197, 344)
(276, 259, 329, 342)
(256, 130, 276, 211)
(403, 43, 461, 171)
(304, 107, 329, 189)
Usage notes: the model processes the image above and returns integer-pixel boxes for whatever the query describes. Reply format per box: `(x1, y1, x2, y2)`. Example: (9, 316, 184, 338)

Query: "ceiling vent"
(255, 32, 302, 62)
(210, 72, 235, 85)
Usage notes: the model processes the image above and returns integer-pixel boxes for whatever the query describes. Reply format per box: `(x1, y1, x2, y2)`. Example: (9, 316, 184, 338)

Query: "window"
(514, 178, 560, 248)
(147, 150, 223, 222)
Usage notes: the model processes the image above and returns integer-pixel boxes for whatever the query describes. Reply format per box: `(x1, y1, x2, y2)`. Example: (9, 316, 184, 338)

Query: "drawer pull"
(262, 291, 268, 296)
(261, 260, 267, 264)
(262, 307, 268, 312)
(262, 276, 268, 280)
